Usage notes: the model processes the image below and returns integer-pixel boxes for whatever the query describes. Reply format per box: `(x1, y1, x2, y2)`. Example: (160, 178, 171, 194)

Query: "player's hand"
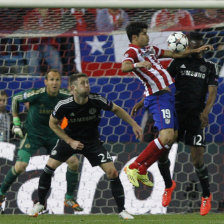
(133, 124, 143, 141)
(12, 117, 24, 138)
(196, 44, 214, 53)
(131, 101, 144, 117)
(135, 61, 152, 70)
(12, 125, 24, 138)
(69, 140, 84, 151)
(200, 112, 209, 128)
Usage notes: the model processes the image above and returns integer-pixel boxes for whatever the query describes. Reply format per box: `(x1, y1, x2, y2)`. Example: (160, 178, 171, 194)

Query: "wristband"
(132, 63, 137, 69)
(13, 117, 21, 126)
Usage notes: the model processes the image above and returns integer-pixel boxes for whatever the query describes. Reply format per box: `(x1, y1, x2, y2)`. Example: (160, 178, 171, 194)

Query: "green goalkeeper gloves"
(12, 117, 24, 138)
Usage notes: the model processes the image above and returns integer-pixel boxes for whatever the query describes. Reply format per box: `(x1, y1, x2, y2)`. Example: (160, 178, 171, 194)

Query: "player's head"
(126, 22, 149, 47)
(188, 32, 204, 49)
(69, 73, 90, 98)
(0, 90, 8, 112)
(188, 32, 204, 58)
(44, 69, 61, 96)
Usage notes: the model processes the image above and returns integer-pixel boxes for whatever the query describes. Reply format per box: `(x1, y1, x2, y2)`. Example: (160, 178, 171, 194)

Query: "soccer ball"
(167, 32, 188, 52)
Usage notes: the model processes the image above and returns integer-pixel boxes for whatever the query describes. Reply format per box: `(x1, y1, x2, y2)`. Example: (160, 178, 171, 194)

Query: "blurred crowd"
(0, 8, 224, 76)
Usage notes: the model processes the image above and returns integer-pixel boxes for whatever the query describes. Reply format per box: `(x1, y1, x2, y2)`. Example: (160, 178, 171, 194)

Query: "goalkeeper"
(0, 69, 83, 213)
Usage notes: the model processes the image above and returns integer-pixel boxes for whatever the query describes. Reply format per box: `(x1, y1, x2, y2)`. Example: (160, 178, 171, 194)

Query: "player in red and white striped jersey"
(122, 22, 212, 202)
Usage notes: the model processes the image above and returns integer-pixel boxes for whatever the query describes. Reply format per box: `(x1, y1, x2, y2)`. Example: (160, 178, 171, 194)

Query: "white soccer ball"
(167, 32, 188, 52)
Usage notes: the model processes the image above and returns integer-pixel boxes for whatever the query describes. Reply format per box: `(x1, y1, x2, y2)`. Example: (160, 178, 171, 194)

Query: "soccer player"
(121, 22, 212, 194)
(130, 32, 218, 216)
(0, 69, 83, 214)
(29, 73, 143, 219)
(166, 32, 218, 215)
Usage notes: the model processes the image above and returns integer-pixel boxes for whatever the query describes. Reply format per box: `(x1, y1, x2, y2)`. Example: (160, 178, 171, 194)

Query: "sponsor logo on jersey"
(180, 64, 186, 69)
(70, 112, 75, 116)
(70, 115, 97, 123)
(89, 108, 96, 115)
(181, 70, 205, 79)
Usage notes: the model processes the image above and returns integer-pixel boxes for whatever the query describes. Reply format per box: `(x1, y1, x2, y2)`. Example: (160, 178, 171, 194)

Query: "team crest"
(165, 119, 170, 124)
(199, 65, 207, 73)
(89, 107, 96, 115)
(25, 143, 30, 148)
(124, 53, 129, 58)
(51, 150, 57, 156)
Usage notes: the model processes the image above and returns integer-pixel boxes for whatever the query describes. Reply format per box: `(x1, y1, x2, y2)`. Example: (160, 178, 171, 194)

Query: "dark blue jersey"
(52, 93, 113, 141)
(167, 57, 219, 112)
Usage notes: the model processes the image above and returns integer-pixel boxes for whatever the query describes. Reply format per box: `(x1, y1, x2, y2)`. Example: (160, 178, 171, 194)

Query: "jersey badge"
(165, 118, 170, 125)
(70, 112, 75, 116)
(124, 53, 129, 58)
(51, 150, 57, 156)
(89, 108, 96, 115)
(25, 143, 31, 148)
(180, 64, 186, 69)
(141, 48, 155, 57)
(199, 65, 207, 73)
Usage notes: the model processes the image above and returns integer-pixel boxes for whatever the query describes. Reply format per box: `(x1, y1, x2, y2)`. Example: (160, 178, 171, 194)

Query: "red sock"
(129, 138, 166, 171)
(136, 138, 165, 164)
(138, 163, 148, 175)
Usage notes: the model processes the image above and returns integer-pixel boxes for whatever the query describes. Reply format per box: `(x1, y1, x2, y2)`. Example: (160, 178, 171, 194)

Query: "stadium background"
(0, 7, 224, 215)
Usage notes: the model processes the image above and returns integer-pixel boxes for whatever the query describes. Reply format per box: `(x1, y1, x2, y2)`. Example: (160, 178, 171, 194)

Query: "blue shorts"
(144, 86, 178, 131)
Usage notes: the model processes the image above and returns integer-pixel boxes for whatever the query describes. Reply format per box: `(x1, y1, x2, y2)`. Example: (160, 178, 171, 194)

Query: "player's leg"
(46, 137, 82, 211)
(30, 139, 75, 217)
(100, 162, 134, 219)
(64, 155, 83, 211)
(83, 143, 133, 219)
(158, 149, 176, 207)
(29, 158, 62, 217)
(0, 135, 37, 212)
(125, 92, 177, 187)
(185, 119, 211, 216)
(157, 130, 178, 207)
(190, 144, 211, 215)
(0, 160, 28, 213)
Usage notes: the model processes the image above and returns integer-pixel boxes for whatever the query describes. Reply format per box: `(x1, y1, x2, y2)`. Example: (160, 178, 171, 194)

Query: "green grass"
(1, 214, 224, 224)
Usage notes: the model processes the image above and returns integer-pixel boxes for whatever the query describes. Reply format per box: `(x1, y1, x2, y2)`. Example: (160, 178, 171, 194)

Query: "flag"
(74, 32, 173, 76)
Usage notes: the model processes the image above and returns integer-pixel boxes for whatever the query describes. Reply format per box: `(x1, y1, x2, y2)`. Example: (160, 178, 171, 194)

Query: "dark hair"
(45, 69, 61, 80)
(188, 32, 204, 48)
(126, 22, 148, 42)
(69, 73, 88, 86)
(188, 32, 203, 41)
(0, 90, 8, 97)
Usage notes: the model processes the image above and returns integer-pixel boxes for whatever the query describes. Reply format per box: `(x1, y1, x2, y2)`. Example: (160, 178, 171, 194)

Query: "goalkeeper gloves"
(12, 117, 24, 138)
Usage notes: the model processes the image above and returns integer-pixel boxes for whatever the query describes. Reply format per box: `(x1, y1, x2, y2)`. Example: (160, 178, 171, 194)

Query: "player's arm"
(200, 85, 217, 128)
(49, 115, 84, 150)
(121, 60, 152, 72)
(111, 103, 143, 140)
(131, 97, 145, 117)
(162, 45, 214, 58)
(11, 90, 32, 138)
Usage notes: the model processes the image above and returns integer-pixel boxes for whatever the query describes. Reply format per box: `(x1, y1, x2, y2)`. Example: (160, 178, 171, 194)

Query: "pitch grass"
(0, 213, 224, 224)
